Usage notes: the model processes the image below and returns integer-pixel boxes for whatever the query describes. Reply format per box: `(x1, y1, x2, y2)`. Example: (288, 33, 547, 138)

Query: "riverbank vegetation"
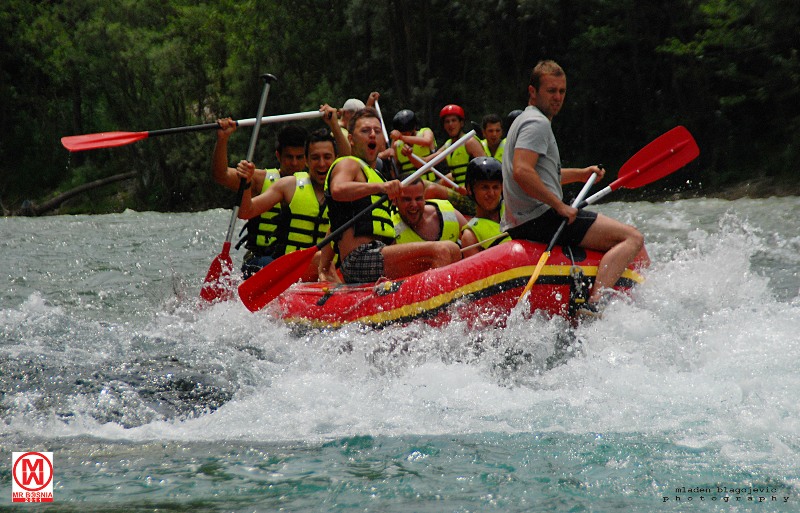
(2, 0, 798, 214)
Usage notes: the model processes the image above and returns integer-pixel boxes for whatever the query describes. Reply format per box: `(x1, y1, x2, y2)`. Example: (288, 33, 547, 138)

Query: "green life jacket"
(481, 138, 506, 162)
(394, 128, 435, 181)
(392, 199, 461, 244)
(325, 156, 395, 243)
(243, 168, 282, 253)
(269, 172, 330, 257)
(462, 204, 510, 250)
(444, 135, 481, 186)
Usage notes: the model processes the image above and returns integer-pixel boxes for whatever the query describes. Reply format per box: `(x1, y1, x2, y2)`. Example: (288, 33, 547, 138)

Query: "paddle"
(516, 125, 700, 306)
(200, 73, 277, 303)
(373, 100, 458, 188)
(578, 126, 699, 208)
(373, 100, 402, 179)
(516, 172, 598, 305)
(61, 110, 322, 152)
(460, 231, 509, 254)
(238, 129, 478, 312)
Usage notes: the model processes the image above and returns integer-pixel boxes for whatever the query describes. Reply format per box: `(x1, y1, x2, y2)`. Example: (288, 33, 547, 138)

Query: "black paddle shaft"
(148, 123, 220, 138)
(315, 193, 391, 250)
(149, 74, 279, 139)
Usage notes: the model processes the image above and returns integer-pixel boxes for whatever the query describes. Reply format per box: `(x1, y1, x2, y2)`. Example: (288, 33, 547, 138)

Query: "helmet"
(439, 104, 465, 120)
(465, 157, 503, 189)
(506, 109, 523, 129)
(341, 98, 366, 112)
(392, 109, 417, 132)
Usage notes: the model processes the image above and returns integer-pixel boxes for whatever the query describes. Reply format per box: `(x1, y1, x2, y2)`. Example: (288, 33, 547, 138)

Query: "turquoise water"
(1, 197, 799, 511)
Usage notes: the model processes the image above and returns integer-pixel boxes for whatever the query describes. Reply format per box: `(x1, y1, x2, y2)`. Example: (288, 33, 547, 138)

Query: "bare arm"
(423, 181, 450, 200)
(235, 161, 294, 219)
(512, 148, 576, 222)
(561, 165, 604, 184)
(460, 228, 481, 258)
(465, 136, 486, 159)
(212, 118, 265, 193)
(366, 91, 379, 108)
(329, 159, 401, 202)
(321, 104, 351, 156)
(392, 128, 435, 150)
(317, 239, 341, 283)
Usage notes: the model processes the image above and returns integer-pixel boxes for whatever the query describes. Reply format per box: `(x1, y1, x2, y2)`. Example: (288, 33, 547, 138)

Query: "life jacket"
(269, 172, 330, 257)
(462, 203, 510, 250)
(325, 156, 395, 243)
(481, 138, 506, 162)
(443, 134, 480, 186)
(394, 128, 435, 181)
(242, 168, 282, 253)
(392, 199, 461, 244)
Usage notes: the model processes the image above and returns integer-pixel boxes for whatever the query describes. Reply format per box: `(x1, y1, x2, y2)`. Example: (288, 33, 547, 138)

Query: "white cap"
(341, 98, 366, 112)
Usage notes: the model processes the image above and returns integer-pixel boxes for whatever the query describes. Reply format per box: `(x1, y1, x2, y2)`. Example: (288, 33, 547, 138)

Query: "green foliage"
(1, 0, 797, 214)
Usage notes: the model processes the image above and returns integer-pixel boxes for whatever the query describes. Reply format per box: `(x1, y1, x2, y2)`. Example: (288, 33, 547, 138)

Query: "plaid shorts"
(341, 241, 386, 283)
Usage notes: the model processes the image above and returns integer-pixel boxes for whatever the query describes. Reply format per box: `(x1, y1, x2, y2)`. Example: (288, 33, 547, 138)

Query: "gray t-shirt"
(500, 105, 562, 231)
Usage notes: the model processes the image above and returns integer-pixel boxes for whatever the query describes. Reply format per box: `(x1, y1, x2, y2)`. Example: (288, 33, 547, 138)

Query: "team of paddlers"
(214, 61, 649, 315)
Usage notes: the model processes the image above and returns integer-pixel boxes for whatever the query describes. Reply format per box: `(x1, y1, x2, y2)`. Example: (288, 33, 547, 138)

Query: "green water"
(1, 197, 799, 511)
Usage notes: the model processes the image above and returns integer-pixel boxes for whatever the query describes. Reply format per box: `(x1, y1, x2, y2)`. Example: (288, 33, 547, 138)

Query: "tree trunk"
(19, 172, 137, 216)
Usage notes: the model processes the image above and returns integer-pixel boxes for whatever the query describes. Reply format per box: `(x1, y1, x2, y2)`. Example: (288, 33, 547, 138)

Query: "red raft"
(273, 240, 647, 328)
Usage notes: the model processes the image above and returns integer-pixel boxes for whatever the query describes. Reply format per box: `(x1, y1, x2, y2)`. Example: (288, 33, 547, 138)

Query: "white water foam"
(2, 206, 798, 480)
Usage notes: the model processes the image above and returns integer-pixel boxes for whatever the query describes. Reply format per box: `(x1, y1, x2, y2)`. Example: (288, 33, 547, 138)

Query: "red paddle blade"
(200, 243, 235, 303)
(238, 246, 317, 312)
(615, 126, 699, 190)
(61, 131, 150, 152)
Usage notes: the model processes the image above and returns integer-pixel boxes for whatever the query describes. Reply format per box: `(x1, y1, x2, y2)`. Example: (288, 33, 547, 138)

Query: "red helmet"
(439, 104, 465, 120)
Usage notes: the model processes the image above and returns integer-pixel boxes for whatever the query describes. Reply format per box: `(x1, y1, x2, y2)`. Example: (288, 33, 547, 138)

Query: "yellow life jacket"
(443, 135, 480, 186)
(481, 138, 506, 162)
(325, 156, 395, 243)
(392, 199, 461, 244)
(243, 168, 282, 253)
(270, 172, 330, 256)
(462, 204, 510, 250)
(394, 127, 435, 181)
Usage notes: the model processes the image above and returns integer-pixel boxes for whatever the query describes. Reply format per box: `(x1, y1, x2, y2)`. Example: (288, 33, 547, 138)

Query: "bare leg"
(381, 241, 461, 279)
(424, 182, 450, 200)
(578, 214, 644, 303)
(300, 250, 322, 282)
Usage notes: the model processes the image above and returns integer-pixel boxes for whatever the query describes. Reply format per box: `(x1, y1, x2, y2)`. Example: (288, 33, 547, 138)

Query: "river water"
(1, 196, 799, 512)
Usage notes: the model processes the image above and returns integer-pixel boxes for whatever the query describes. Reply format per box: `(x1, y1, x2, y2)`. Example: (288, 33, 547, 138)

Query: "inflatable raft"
(274, 240, 646, 328)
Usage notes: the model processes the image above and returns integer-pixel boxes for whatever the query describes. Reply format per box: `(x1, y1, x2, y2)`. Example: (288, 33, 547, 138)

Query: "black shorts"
(507, 208, 598, 247)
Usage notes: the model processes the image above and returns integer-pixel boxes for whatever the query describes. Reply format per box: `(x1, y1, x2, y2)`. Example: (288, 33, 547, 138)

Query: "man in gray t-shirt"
(501, 60, 650, 310)
(501, 104, 563, 228)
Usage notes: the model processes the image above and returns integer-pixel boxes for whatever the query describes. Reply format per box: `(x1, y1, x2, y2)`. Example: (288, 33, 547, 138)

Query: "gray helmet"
(392, 109, 417, 132)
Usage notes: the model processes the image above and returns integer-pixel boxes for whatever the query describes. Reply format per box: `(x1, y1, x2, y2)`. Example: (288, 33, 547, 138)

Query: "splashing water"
(1, 197, 798, 510)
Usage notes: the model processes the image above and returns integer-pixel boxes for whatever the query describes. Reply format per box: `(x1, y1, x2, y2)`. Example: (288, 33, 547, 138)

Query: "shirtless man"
(323, 108, 460, 283)
(392, 178, 467, 245)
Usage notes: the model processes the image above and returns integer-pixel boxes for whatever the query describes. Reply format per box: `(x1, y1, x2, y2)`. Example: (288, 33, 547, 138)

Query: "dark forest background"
(1, 0, 798, 214)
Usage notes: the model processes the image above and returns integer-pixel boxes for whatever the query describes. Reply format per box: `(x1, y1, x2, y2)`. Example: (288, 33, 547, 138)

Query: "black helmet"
(506, 109, 523, 130)
(392, 109, 417, 132)
(465, 157, 503, 189)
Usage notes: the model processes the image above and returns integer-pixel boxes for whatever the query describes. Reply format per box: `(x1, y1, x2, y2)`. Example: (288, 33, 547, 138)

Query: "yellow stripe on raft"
(282, 265, 644, 328)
